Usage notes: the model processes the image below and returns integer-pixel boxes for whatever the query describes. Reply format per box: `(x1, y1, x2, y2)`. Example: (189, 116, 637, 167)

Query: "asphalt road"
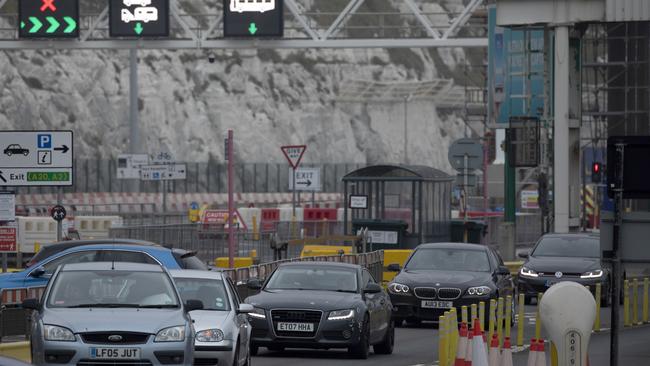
(252, 305, 650, 366)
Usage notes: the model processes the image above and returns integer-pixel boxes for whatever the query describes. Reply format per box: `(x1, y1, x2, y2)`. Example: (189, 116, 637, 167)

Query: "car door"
(491, 249, 514, 297)
(226, 277, 249, 363)
(26, 250, 101, 287)
(361, 269, 382, 341)
(365, 269, 390, 341)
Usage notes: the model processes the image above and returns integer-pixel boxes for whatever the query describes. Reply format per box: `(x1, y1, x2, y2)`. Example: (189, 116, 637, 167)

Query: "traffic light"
(592, 162, 602, 183)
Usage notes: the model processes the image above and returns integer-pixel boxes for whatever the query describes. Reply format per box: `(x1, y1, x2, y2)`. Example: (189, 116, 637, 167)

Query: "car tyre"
(267, 346, 284, 352)
(6, 152, 11, 156)
(243, 345, 251, 366)
(405, 318, 421, 327)
(373, 320, 394, 355)
(393, 318, 404, 327)
(233, 341, 240, 366)
(349, 315, 370, 359)
(524, 295, 532, 305)
(23, 151, 28, 156)
(250, 343, 259, 356)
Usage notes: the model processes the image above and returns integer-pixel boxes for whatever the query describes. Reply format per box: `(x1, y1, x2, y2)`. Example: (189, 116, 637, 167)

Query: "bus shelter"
(342, 165, 453, 249)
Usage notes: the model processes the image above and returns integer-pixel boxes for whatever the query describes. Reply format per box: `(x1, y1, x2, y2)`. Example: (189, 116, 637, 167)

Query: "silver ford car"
(170, 269, 253, 366)
(25, 262, 202, 366)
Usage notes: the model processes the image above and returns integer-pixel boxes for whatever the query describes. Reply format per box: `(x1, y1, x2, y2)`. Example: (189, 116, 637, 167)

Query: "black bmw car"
(517, 233, 610, 306)
(387, 242, 515, 325)
(244, 261, 394, 359)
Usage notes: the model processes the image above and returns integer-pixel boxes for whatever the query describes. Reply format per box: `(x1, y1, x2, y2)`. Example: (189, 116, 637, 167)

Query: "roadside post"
(281, 145, 307, 218)
(448, 139, 483, 243)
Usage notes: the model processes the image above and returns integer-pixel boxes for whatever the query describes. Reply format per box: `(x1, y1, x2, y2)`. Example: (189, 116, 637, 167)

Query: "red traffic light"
(593, 163, 600, 173)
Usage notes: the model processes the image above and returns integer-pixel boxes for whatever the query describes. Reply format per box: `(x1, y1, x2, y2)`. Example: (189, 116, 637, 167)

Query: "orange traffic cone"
(465, 332, 473, 366)
(536, 339, 547, 366)
(455, 323, 469, 366)
(501, 337, 513, 366)
(471, 319, 489, 366)
(526, 338, 538, 366)
(488, 333, 500, 366)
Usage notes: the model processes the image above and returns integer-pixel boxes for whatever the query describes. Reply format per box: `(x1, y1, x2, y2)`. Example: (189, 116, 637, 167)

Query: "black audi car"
(517, 233, 610, 306)
(387, 242, 514, 325)
(244, 261, 394, 359)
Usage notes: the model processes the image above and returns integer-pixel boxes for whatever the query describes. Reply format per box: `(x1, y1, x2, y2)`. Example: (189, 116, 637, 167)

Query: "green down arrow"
(248, 22, 258, 35)
(134, 22, 143, 35)
(63, 16, 76, 33)
(46, 16, 60, 33)
(28, 17, 42, 33)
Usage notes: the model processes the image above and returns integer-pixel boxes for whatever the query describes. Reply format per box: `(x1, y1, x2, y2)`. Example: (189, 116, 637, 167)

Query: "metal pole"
(553, 25, 570, 233)
(404, 96, 408, 164)
(292, 168, 296, 217)
(610, 142, 625, 366)
(128, 49, 140, 193)
(56, 187, 62, 242)
(227, 130, 235, 269)
(463, 154, 468, 242)
(311, 190, 315, 207)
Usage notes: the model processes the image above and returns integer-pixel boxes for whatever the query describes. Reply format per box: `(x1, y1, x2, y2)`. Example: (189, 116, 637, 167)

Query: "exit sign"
(223, 0, 284, 37)
(19, 0, 79, 38)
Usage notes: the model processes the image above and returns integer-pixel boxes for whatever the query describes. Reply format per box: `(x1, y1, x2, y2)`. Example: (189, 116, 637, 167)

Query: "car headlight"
(248, 307, 266, 319)
(388, 283, 410, 295)
(195, 329, 224, 342)
(465, 286, 492, 297)
(520, 267, 539, 278)
(155, 326, 186, 342)
(328, 309, 355, 321)
(44, 325, 75, 342)
(580, 269, 603, 279)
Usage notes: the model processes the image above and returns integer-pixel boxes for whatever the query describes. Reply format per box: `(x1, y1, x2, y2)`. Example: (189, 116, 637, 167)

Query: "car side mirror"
(247, 278, 262, 290)
(387, 263, 401, 272)
(22, 298, 41, 311)
(497, 266, 511, 275)
(185, 300, 204, 312)
(237, 304, 254, 314)
(517, 252, 529, 259)
(364, 283, 382, 294)
(29, 267, 46, 278)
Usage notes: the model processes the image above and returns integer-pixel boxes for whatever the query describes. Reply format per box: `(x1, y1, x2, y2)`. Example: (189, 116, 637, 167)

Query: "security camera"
(208, 54, 215, 63)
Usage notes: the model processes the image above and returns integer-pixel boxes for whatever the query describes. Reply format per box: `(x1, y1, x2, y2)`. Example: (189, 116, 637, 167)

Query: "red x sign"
(40, 0, 56, 12)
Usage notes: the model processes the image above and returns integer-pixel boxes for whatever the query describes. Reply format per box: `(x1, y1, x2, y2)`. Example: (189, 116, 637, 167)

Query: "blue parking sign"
(37, 134, 52, 148)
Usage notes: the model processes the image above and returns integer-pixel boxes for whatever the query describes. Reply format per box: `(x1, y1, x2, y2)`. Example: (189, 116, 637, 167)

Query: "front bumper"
(248, 311, 362, 349)
(517, 275, 608, 298)
(390, 293, 494, 322)
(193, 340, 235, 366)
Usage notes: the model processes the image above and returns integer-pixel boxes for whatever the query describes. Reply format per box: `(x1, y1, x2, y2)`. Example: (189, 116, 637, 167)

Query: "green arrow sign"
(28, 17, 42, 33)
(63, 16, 76, 33)
(248, 23, 258, 35)
(20, 21, 25, 29)
(46, 16, 60, 33)
(134, 22, 143, 35)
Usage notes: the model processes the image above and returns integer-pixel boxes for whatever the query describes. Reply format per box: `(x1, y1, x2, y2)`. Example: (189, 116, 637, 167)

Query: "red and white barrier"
(1, 286, 46, 305)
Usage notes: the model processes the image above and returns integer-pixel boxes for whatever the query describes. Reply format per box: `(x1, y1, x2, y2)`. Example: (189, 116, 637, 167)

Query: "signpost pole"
(292, 167, 296, 217)
(610, 142, 625, 366)
(128, 48, 140, 193)
(227, 130, 235, 269)
(463, 154, 468, 243)
(56, 187, 62, 242)
(1, 187, 6, 273)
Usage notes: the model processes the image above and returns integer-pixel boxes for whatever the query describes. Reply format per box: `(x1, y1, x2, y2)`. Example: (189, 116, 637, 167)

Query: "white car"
(123, 0, 151, 7)
(121, 7, 158, 23)
(170, 270, 253, 366)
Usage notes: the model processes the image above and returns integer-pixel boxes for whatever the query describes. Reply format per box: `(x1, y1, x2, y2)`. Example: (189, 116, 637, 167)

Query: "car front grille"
(271, 309, 322, 338)
(437, 288, 461, 300)
(81, 332, 150, 345)
(77, 360, 152, 366)
(414, 287, 437, 299)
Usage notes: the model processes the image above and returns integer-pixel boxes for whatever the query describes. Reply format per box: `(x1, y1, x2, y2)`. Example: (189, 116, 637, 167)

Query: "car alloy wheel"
(373, 320, 394, 354)
(349, 315, 370, 359)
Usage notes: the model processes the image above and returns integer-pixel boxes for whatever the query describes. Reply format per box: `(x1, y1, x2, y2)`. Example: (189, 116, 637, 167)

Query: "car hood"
(188, 310, 232, 333)
(525, 256, 601, 274)
(393, 270, 492, 288)
(245, 289, 362, 311)
(42, 308, 187, 334)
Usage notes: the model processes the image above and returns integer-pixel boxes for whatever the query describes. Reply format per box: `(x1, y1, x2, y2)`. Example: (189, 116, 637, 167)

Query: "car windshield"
(47, 270, 180, 308)
(265, 266, 358, 292)
(174, 278, 230, 311)
(405, 248, 491, 272)
(532, 237, 600, 258)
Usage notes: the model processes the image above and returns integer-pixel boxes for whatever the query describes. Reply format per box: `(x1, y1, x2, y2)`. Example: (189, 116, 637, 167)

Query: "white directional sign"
(117, 154, 149, 179)
(289, 167, 321, 191)
(140, 164, 187, 181)
(0, 131, 73, 186)
(0, 192, 15, 222)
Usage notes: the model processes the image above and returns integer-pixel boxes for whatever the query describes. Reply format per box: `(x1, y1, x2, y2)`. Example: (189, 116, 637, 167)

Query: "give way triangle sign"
(281, 145, 307, 169)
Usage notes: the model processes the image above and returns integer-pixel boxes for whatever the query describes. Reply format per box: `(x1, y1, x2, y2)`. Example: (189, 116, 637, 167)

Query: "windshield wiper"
(332, 289, 357, 293)
(137, 304, 179, 308)
(67, 303, 141, 308)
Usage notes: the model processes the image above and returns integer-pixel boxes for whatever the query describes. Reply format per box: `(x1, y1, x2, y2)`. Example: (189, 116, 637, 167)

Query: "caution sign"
(0, 227, 17, 252)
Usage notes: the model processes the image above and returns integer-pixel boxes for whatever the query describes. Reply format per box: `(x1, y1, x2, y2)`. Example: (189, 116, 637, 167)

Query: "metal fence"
(14, 160, 364, 195)
(484, 213, 543, 249)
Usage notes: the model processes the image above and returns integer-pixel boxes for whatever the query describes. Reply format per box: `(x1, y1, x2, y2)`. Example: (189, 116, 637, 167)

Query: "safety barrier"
(620, 277, 650, 330)
(0, 341, 30, 362)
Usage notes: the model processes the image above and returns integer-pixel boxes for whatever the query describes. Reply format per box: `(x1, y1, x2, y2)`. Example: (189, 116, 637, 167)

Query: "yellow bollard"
(461, 305, 468, 325)
(535, 292, 542, 340)
(624, 280, 631, 327)
(479, 301, 486, 331)
(252, 215, 259, 241)
(497, 297, 504, 346)
(488, 299, 496, 347)
(643, 277, 650, 323)
(594, 283, 601, 332)
(517, 293, 525, 347)
(438, 314, 448, 366)
(633, 279, 640, 325)
(471, 303, 478, 323)
(447, 310, 457, 366)
(505, 295, 512, 339)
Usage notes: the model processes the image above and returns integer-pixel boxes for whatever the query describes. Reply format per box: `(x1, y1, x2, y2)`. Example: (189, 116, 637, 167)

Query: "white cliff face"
(0, 0, 476, 173)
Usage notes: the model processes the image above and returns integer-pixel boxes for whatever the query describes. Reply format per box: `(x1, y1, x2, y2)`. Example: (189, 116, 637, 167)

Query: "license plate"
(421, 300, 453, 309)
(90, 347, 140, 360)
(277, 322, 314, 332)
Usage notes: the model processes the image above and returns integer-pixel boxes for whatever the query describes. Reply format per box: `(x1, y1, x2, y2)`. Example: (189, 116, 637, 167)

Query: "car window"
(101, 250, 158, 264)
(225, 277, 241, 306)
(532, 237, 600, 258)
(41, 251, 101, 276)
(174, 277, 230, 311)
(494, 250, 506, 266)
(173, 251, 208, 270)
(404, 248, 491, 272)
(265, 266, 359, 292)
(361, 270, 370, 287)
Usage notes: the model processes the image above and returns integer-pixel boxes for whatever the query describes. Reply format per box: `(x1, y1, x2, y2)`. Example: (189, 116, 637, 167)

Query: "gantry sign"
(19, 0, 79, 38)
(3, 0, 487, 49)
